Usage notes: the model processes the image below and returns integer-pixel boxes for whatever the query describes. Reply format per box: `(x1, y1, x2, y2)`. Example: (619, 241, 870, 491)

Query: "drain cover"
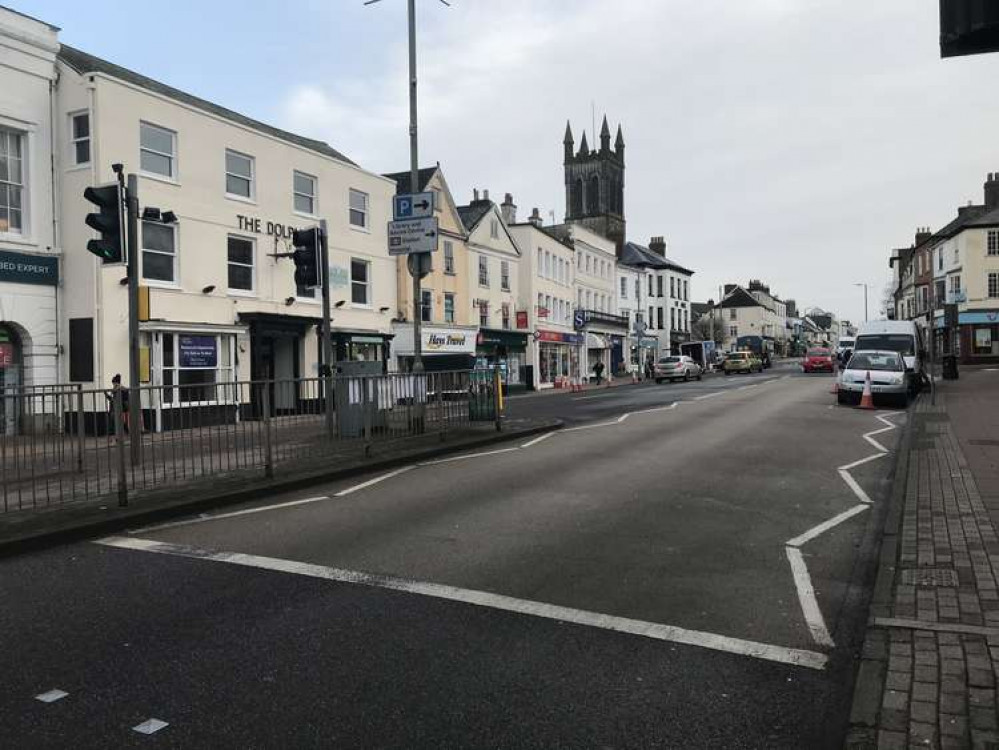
(900, 568, 959, 587)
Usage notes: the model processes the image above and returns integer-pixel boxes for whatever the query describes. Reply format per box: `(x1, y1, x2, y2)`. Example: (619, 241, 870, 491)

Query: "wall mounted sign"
(0, 250, 58, 286)
(178, 335, 218, 368)
(236, 214, 297, 239)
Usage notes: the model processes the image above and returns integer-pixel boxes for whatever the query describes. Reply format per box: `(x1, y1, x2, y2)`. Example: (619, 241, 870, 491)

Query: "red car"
(803, 347, 834, 373)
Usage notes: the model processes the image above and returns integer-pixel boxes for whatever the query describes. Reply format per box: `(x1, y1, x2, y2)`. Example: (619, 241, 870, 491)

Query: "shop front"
(391, 323, 478, 372)
(953, 311, 999, 364)
(239, 312, 320, 419)
(331, 329, 393, 375)
(576, 310, 629, 383)
(475, 329, 529, 391)
(536, 329, 581, 389)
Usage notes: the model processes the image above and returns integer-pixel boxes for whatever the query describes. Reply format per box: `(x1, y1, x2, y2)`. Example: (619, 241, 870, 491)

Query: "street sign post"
(388, 216, 439, 256)
(393, 191, 435, 220)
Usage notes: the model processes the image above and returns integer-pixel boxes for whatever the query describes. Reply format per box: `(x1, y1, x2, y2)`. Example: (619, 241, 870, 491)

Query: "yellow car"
(723, 351, 763, 375)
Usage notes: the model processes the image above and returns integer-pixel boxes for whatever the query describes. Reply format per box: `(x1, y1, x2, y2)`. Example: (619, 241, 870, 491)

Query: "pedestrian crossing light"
(83, 184, 125, 263)
(292, 227, 322, 289)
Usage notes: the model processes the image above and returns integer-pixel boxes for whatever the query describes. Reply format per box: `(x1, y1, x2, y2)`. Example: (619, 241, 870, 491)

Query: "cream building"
(56, 44, 397, 429)
(508, 208, 580, 389)
(0, 7, 60, 429)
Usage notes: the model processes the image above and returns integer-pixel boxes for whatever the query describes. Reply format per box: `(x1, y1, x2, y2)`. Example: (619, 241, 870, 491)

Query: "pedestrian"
(593, 360, 605, 385)
(105, 373, 130, 435)
(644, 357, 654, 381)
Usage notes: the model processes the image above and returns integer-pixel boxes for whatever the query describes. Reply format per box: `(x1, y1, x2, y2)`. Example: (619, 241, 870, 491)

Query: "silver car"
(837, 350, 908, 407)
(654, 355, 703, 383)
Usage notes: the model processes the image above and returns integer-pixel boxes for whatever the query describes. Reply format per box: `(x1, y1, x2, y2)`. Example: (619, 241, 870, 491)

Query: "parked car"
(802, 347, 835, 373)
(654, 355, 703, 383)
(853, 320, 925, 396)
(723, 351, 762, 375)
(837, 350, 909, 407)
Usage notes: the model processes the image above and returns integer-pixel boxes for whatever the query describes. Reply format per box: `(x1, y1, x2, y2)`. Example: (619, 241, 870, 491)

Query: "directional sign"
(393, 192, 435, 220)
(388, 216, 439, 256)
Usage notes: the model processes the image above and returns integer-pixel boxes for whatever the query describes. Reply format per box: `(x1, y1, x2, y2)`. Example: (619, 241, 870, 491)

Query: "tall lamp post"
(854, 282, 869, 322)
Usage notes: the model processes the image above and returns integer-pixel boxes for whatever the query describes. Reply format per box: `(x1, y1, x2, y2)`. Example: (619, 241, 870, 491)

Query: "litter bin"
(942, 354, 959, 380)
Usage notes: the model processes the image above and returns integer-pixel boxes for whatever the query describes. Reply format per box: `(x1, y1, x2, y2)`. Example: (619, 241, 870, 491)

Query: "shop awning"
(586, 333, 608, 349)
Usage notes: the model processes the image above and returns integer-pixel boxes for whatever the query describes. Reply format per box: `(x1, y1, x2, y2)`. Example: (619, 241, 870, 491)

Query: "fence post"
(262, 383, 274, 479)
(76, 384, 85, 473)
(114, 386, 128, 507)
(362, 376, 373, 456)
(437, 372, 446, 442)
(493, 366, 503, 432)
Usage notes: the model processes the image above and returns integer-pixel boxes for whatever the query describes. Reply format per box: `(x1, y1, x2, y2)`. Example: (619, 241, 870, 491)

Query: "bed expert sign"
(178, 336, 217, 368)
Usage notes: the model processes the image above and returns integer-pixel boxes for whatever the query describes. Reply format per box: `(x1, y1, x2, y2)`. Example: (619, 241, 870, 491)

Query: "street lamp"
(854, 282, 869, 322)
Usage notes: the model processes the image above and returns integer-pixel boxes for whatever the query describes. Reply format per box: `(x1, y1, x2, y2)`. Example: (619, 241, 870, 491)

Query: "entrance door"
(0, 325, 22, 435)
(273, 337, 296, 413)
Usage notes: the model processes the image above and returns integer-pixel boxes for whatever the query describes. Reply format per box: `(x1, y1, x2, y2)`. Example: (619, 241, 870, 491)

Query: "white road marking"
(34, 689, 68, 703)
(334, 466, 416, 496)
(419, 447, 520, 465)
(838, 469, 875, 505)
(617, 413, 630, 423)
(785, 504, 869, 548)
(571, 392, 616, 402)
(520, 432, 554, 449)
(561, 420, 621, 433)
(838, 453, 887, 472)
(96, 536, 828, 670)
(631, 402, 679, 415)
(694, 392, 724, 401)
(785, 547, 835, 648)
(132, 718, 169, 735)
(133, 496, 333, 533)
(736, 384, 758, 391)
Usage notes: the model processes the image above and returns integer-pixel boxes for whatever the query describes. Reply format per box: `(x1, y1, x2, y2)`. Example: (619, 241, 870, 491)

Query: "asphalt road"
(0, 364, 904, 749)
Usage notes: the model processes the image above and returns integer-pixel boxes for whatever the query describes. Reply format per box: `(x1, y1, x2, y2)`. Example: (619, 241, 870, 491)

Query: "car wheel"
(697, 372, 703, 381)
(655, 378, 662, 384)
(684, 372, 690, 382)
(837, 391, 848, 406)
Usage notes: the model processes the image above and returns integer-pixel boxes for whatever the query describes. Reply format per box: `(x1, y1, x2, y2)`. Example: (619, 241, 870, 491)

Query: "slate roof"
(965, 204, 999, 229)
(932, 204, 988, 241)
(455, 200, 493, 233)
(382, 167, 439, 195)
(57, 45, 356, 166)
(619, 241, 694, 275)
(716, 286, 764, 309)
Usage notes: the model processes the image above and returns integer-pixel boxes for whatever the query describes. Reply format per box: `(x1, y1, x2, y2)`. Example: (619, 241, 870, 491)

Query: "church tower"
(563, 115, 626, 255)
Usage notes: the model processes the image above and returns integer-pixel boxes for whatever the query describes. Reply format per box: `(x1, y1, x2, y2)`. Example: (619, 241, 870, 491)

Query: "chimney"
(483, 189, 490, 202)
(473, 188, 479, 201)
(648, 236, 666, 256)
(528, 207, 543, 227)
(500, 193, 517, 225)
(987, 172, 999, 210)
(915, 226, 932, 246)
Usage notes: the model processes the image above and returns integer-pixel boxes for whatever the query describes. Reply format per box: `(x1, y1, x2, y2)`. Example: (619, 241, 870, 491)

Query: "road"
(0, 363, 904, 749)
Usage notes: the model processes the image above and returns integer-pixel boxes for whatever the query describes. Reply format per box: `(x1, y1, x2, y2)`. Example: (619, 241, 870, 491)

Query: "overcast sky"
(24, 0, 999, 324)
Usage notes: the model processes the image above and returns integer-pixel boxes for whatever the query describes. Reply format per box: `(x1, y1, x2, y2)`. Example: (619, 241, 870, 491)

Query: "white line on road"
(571, 392, 617, 402)
(785, 504, 870, 548)
(520, 432, 554, 449)
(561, 420, 621, 433)
(693, 392, 724, 401)
(838, 453, 887, 472)
(334, 466, 416, 496)
(838, 469, 875, 505)
(133, 495, 333, 533)
(420, 447, 520, 465)
(34, 689, 68, 703)
(132, 719, 169, 735)
(785, 547, 835, 648)
(617, 413, 630, 423)
(96, 536, 829, 670)
(631, 402, 679, 415)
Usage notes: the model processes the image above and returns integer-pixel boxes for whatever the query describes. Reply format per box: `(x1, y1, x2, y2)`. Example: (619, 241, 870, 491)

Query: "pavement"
(845, 366, 999, 750)
(0, 363, 907, 748)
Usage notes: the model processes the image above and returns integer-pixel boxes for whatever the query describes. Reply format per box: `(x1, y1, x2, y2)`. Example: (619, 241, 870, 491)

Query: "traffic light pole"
(319, 220, 335, 437)
(125, 172, 141, 466)
(408, 0, 426, 375)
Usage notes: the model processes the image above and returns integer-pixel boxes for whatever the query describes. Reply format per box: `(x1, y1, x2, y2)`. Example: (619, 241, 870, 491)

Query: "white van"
(853, 320, 925, 394)
(836, 336, 856, 364)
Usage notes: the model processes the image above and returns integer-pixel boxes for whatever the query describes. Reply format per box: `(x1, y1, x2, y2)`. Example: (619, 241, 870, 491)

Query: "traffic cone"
(830, 377, 839, 395)
(858, 371, 875, 410)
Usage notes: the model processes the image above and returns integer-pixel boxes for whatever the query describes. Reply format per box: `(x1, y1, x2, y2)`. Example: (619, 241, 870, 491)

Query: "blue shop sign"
(0, 250, 58, 286)
(179, 335, 217, 367)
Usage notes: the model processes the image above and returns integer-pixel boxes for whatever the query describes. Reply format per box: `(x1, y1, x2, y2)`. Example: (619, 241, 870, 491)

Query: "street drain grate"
(900, 567, 959, 587)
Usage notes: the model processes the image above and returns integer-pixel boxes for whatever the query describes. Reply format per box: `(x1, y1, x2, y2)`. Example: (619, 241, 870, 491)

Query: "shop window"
(351, 259, 370, 305)
(160, 332, 235, 405)
(140, 121, 175, 179)
(142, 221, 176, 283)
(974, 327, 994, 355)
(293, 171, 317, 215)
(227, 235, 255, 292)
(349, 189, 368, 228)
(0, 127, 24, 234)
(225, 149, 254, 199)
(444, 293, 455, 323)
(70, 112, 90, 166)
(444, 241, 454, 274)
(421, 290, 432, 322)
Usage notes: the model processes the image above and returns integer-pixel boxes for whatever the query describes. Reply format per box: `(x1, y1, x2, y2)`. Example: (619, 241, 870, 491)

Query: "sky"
(18, 0, 999, 325)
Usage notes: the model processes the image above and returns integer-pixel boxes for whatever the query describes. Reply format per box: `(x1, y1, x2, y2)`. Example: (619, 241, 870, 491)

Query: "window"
(351, 259, 370, 305)
(349, 189, 368, 228)
(544, 251, 550, 278)
(538, 293, 544, 316)
(670, 309, 675, 331)
(954, 246, 960, 264)
(586, 255, 591, 274)
(140, 122, 175, 178)
(70, 112, 90, 165)
(620, 277, 627, 298)
(648, 275, 653, 295)
(989, 272, 999, 299)
(227, 235, 254, 292)
(160, 333, 235, 405)
(634, 278, 640, 299)
(0, 128, 24, 234)
(936, 279, 946, 305)
(586, 290, 592, 308)
(729, 308, 737, 320)
(502, 303, 510, 330)
(949, 275, 961, 295)
(293, 171, 316, 215)
(648, 306, 654, 325)
(478, 254, 489, 286)
(490, 219, 499, 239)
(479, 302, 489, 328)
(501, 260, 510, 291)
(989, 231, 999, 256)
(142, 221, 176, 283)
(444, 241, 455, 274)
(684, 310, 689, 330)
(421, 290, 432, 322)
(670, 277, 675, 298)
(683, 280, 689, 301)
(658, 308, 664, 329)
(225, 149, 254, 199)
(729, 326, 738, 338)
(444, 293, 455, 323)
(537, 248, 543, 274)
(658, 276, 664, 297)
(938, 249, 943, 271)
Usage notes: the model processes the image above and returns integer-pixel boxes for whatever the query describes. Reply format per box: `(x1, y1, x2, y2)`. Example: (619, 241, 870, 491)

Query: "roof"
(931, 204, 988, 242)
(57, 45, 355, 166)
(455, 200, 493, 233)
(382, 167, 439, 194)
(0, 4, 59, 31)
(965, 204, 999, 229)
(507, 221, 576, 250)
(619, 241, 694, 275)
(717, 287, 765, 309)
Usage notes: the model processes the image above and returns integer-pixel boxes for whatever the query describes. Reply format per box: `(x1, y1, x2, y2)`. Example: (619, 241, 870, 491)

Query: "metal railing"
(0, 368, 502, 514)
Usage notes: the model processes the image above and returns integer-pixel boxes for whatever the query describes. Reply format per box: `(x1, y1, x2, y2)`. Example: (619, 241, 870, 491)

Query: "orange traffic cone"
(858, 371, 875, 410)
(830, 377, 839, 395)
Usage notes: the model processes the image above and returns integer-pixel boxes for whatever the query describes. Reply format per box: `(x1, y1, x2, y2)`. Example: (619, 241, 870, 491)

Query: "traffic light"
(292, 227, 322, 289)
(83, 184, 125, 263)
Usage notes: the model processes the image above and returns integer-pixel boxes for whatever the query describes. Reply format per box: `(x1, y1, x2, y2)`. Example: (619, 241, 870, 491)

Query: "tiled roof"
(455, 200, 493, 233)
(965, 205, 999, 229)
(620, 241, 694, 275)
(382, 167, 439, 195)
(58, 45, 356, 166)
